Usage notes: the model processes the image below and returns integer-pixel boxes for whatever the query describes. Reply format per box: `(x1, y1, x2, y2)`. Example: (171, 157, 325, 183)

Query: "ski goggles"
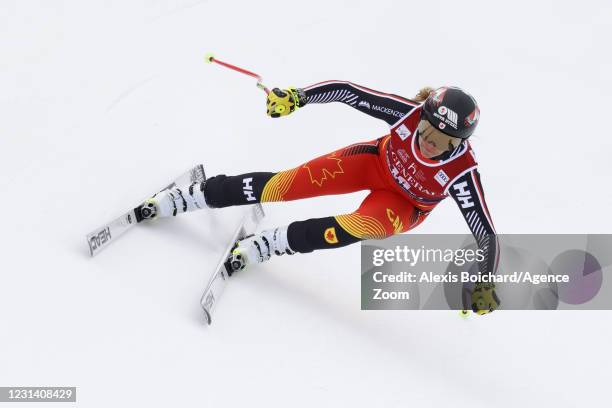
(417, 119, 462, 151)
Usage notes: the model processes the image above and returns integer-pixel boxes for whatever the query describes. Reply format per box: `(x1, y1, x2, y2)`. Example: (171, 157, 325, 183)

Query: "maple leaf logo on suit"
(303, 154, 344, 187)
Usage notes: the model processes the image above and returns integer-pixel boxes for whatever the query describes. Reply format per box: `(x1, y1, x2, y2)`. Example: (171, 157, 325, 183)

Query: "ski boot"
(226, 227, 295, 273)
(137, 181, 208, 221)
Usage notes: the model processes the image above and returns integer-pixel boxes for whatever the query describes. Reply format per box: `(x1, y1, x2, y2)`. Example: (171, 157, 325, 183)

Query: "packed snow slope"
(1, 1, 611, 407)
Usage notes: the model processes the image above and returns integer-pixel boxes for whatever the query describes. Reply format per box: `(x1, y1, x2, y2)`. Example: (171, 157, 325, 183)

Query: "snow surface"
(2, 1, 612, 407)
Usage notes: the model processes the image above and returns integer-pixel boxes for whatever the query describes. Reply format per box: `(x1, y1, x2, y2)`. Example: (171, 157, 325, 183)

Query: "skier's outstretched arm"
(448, 168, 501, 314)
(266, 81, 419, 126)
(449, 168, 499, 275)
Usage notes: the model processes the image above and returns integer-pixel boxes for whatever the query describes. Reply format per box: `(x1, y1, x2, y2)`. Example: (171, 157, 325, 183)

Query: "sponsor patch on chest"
(434, 169, 450, 187)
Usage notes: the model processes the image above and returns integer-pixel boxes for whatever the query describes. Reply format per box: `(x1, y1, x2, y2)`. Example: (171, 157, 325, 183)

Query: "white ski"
(200, 203, 265, 324)
(86, 164, 206, 257)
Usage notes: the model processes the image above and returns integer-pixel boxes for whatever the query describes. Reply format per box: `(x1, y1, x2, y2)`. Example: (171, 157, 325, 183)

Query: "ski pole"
(205, 52, 270, 95)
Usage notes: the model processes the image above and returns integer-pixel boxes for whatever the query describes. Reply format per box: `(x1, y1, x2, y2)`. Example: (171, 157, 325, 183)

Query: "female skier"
(141, 81, 500, 314)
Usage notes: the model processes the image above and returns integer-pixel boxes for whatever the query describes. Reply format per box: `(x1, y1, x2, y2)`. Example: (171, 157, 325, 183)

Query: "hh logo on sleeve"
(452, 181, 474, 208)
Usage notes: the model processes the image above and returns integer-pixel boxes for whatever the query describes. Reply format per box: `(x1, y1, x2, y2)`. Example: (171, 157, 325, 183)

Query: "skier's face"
(417, 120, 462, 158)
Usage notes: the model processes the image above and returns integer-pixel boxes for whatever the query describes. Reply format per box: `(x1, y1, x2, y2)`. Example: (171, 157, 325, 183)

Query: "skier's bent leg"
(142, 138, 384, 219)
(232, 190, 431, 268)
(287, 190, 429, 253)
(204, 140, 383, 208)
